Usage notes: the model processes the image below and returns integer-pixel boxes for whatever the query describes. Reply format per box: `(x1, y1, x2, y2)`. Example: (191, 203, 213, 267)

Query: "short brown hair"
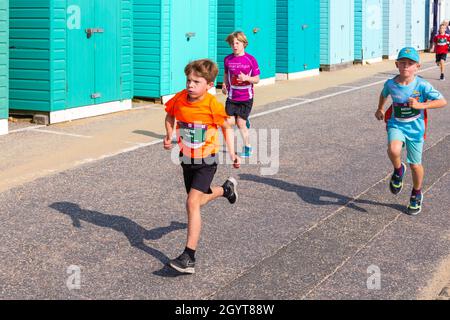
(226, 31, 248, 48)
(184, 59, 218, 83)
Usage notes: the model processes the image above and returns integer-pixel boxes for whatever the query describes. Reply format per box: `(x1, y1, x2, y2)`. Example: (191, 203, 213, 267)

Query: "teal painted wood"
(354, 0, 383, 62)
(277, 0, 288, 72)
(354, 0, 362, 60)
(409, 0, 426, 50)
(217, 0, 277, 81)
(217, 0, 236, 81)
(67, 0, 95, 108)
(133, 0, 161, 98)
(133, 0, 217, 98)
(425, 0, 431, 48)
(383, 0, 406, 58)
(0, 0, 8, 120)
(10, 0, 51, 111)
(276, 0, 320, 74)
(10, 0, 133, 112)
(121, 0, 134, 101)
(320, 0, 355, 66)
(406, 0, 412, 46)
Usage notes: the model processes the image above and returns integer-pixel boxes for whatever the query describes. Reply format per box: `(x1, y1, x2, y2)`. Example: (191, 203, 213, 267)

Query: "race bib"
(392, 102, 420, 120)
(230, 74, 251, 87)
(178, 121, 207, 149)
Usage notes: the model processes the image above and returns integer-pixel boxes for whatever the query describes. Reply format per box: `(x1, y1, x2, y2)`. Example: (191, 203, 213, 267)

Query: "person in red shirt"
(432, 24, 450, 80)
(164, 59, 241, 274)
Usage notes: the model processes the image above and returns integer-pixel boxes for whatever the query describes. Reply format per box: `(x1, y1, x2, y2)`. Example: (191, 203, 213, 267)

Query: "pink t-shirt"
(224, 52, 260, 102)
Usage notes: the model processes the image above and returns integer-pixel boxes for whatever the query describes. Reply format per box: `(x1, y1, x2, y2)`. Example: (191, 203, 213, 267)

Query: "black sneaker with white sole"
(168, 252, 195, 274)
(222, 177, 238, 204)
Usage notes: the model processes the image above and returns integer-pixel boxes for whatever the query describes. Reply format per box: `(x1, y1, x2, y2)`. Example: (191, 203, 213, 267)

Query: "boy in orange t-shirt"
(164, 59, 240, 274)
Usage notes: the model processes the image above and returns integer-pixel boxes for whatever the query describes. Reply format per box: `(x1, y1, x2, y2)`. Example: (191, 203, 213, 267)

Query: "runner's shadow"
(49, 202, 188, 276)
(133, 130, 166, 139)
(239, 174, 405, 213)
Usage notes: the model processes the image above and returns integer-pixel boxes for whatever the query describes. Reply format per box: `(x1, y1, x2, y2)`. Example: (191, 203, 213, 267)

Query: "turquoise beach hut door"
(94, 0, 120, 105)
(339, 0, 353, 63)
(241, 0, 275, 79)
(67, 0, 120, 108)
(410, 0, 426, 50)
(67, 0, 94, 108)
(303, 0, 320, 71)
(170, 0, 210, 93)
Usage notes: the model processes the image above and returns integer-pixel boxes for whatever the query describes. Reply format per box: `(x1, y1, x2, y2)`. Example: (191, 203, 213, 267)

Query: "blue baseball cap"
(397, 47, 420, 63)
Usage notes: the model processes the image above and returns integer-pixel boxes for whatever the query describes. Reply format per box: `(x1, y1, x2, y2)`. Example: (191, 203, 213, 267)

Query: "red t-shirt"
(433, 34, 450, 54)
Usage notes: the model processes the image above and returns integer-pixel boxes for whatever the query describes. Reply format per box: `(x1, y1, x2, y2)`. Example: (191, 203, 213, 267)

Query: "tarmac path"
(0, 61, 449, 299)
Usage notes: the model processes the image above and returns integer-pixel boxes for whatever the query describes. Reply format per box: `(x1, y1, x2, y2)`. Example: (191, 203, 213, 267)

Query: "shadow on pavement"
(49, 201, 189, 277)
(133, 130, 165, 139)
(239, 174, 406, 214)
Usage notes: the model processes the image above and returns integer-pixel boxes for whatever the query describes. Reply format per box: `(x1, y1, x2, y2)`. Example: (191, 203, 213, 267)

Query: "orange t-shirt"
(165, 90, 228, 159)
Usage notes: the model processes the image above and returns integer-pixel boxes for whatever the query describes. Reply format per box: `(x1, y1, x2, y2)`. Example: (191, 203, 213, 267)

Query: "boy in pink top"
(222, 31, 260, 158)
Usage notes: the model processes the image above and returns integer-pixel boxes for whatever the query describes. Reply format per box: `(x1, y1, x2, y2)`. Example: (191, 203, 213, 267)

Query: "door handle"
(86, 28, 104, 38)
(186, 32, 196, 40)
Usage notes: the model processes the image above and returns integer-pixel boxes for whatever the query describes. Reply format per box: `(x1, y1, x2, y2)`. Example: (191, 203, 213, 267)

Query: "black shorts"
(180, 153, 218, 194)
(436, 53, 447, 62)
(225, 99, 253, 121)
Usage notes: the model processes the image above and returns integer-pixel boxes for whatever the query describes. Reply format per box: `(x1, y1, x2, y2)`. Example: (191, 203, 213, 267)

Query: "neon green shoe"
(389, 163, 406, 195)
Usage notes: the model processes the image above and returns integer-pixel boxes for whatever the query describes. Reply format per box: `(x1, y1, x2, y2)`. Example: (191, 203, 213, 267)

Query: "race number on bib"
(178, 121, 207, 149)
(392, 102, 420, 121)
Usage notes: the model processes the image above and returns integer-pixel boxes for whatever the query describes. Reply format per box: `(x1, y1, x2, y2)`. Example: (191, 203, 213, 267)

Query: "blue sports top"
(381, 76, 443, 141)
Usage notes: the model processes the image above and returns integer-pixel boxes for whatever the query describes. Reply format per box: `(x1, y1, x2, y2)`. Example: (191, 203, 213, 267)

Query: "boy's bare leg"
(185, 187, 225, 249)
(200, 186, 224, 206)
(227, 116, 236, 126)
(387, 140, 403, 169)
(236, 117, 250, 146)
(440, 60, 445, 74)
(410, 164, 424, 190)
(185, 189, 204, 250)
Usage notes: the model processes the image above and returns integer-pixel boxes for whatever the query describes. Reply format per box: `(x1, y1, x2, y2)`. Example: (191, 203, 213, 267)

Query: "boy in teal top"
(375, 47, 447, 215)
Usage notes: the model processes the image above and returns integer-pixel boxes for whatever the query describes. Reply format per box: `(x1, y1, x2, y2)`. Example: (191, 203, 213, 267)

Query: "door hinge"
(91, 93, 101, 99)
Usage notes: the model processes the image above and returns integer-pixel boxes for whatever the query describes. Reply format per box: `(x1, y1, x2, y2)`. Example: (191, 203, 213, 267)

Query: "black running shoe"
(440, 73, 445, 81)
(222, 177, 238, 204)
(389, 162, 406, 195)
(168, 252, 195, 274)
(407, 193, 423, 216)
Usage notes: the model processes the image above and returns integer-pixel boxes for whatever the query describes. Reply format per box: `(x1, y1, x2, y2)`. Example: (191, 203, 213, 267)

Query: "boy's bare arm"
(409, 97, 447, 110)
(375, 93, 388, 120)
(221, 121, 240, 168)
(164, 114, 175, 150)
(239, 73, 260, 84)
(222, 72, 229, 95)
